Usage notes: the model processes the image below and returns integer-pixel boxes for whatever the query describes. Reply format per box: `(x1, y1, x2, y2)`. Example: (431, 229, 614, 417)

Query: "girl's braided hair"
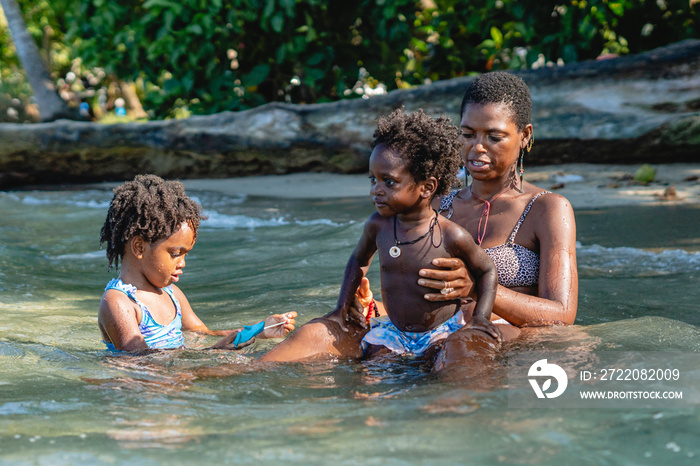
(99, 174, 204, 270)
(372, 108, 462, 197)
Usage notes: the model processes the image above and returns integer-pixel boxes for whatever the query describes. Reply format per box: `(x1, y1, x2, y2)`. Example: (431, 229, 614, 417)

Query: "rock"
(549, 172, 584, 185)
(1, 40, 699, 188)
(657, 185, 681, 201)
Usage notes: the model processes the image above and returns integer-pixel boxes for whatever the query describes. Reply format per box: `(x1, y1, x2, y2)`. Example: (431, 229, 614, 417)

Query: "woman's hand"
(262, 312, 297, 339)
(418, 258, 475, 302)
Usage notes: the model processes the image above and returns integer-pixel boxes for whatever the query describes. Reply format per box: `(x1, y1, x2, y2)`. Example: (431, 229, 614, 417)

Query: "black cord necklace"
(390, 210, 439, 258)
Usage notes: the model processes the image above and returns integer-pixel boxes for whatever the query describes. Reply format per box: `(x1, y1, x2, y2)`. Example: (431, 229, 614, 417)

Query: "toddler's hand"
(349, 277, 374, 328)
(464, 314, 502, 343)
(356, 277, 374, 311)
(262, 312, 297, 339)
(324, 306, 350, 332)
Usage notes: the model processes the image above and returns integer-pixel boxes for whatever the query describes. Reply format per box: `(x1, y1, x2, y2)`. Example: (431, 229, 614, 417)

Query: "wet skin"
(99, 222, 296, 351)
(419, 102, 578, 326)
(263, 100, 577, 366)
(327, 144, 498, 335)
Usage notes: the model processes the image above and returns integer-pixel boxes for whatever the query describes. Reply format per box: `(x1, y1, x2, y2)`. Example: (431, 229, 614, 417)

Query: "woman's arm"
(445, 223, 501, 340)
(418, 195, 578, 326)
(492, 195, 577, 326)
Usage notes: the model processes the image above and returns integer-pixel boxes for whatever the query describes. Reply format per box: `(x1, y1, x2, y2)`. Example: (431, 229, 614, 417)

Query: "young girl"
(326, 109, 499, 359)
(98, 174, 296, 352)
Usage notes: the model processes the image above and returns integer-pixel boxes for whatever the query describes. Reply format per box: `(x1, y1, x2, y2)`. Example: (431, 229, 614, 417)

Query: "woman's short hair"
(460, 71, 532, 130)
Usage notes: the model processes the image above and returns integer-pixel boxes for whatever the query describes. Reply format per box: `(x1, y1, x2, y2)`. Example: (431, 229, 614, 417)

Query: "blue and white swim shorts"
(361, 310, 465, 356)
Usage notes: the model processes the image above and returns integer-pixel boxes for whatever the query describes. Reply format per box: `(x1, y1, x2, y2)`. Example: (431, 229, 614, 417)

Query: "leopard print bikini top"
(439, 190, 551, 288)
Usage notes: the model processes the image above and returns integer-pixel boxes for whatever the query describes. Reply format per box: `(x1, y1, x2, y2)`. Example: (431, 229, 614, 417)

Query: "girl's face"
(368, 144, 430, 217)
(141, 222, 196, 288)
(460, 102, 531, 183)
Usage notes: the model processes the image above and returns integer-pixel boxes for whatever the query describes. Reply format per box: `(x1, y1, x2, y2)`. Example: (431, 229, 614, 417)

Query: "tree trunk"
(0, 0, 78, 121)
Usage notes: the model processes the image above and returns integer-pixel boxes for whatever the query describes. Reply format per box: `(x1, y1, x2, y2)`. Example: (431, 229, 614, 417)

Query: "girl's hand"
(262, 312, 297, 339)
(418, 258, 475, 302)
(209, 328, 256, 350)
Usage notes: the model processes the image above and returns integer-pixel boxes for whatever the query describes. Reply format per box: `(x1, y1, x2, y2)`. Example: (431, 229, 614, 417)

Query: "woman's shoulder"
(524, 184, 573, 213)
(523, 186, 576, 238)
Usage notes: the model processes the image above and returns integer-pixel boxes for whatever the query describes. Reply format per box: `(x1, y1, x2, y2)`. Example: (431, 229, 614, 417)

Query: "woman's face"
(459, 102, 530, 183)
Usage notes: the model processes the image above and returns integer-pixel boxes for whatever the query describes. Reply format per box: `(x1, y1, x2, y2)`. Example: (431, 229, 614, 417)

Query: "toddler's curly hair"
(99, 174, 205, 270)
(372, 108, 462, 197)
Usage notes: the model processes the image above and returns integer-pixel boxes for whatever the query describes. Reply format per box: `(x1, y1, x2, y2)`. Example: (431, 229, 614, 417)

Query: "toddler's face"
(141, 222, 196, 288)
(368, 144, 423, 217)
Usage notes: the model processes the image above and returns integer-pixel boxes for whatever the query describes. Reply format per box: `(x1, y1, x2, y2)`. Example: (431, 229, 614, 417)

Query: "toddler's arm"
(324, 215, 379, 331)
(446, 221, 500, 340)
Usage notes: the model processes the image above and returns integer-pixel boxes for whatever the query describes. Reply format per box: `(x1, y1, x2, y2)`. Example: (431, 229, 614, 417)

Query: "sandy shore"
(183, 163, 700, 209)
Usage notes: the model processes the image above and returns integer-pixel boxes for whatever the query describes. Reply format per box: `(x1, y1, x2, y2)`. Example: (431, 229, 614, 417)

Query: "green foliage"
(1, 0, 61, 121)
(0, 0, 102, 121)
(3, 0, 699, 120)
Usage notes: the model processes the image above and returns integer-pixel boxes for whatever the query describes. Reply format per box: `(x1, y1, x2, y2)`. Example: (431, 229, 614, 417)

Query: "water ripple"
(577, 242, 700, 276)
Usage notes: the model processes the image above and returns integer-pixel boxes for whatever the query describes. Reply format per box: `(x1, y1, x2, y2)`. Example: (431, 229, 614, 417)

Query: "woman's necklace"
(390, 210, 439, 258)
(470, 184, 516, 246)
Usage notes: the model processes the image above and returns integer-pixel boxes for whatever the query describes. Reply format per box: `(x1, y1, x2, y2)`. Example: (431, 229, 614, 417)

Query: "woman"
(261, 72, 577, 368)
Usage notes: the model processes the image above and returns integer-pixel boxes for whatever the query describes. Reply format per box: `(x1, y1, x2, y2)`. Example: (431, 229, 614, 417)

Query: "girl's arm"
(173, 285, 226, 335)
(98, 291, 150, 351)
(174, 285, 296, 341)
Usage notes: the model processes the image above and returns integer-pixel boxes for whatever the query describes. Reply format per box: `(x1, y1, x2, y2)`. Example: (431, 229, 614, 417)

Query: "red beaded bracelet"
(365, 300, 379, 324)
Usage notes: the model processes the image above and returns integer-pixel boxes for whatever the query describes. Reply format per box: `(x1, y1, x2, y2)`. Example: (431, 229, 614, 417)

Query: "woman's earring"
(518, 148, 525, 192)
(519, 134, 533, 192)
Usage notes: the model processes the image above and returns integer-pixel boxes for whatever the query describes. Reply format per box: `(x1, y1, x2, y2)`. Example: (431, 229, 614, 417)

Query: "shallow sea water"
(0, 185, 699, 465)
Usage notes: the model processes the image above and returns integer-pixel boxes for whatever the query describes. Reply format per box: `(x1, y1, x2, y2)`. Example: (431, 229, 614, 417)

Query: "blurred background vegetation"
(1, 0, 698, 122)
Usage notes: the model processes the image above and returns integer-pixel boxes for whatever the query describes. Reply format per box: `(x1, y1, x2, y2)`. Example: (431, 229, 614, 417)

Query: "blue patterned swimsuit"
(103, 278, 185, 350)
